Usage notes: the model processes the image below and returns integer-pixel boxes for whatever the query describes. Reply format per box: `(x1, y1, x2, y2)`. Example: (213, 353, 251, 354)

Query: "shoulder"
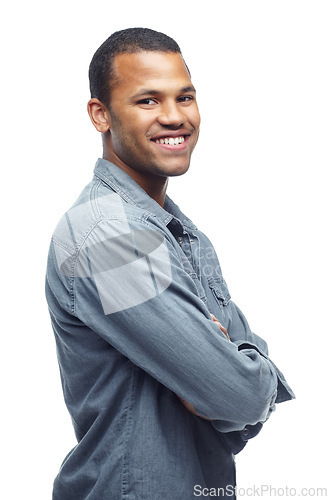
(50, 180, 168, 278)
(52, 180, 157, 251)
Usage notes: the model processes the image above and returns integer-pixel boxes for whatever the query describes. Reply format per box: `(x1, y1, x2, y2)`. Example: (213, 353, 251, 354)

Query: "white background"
(1, 1, 328, 498)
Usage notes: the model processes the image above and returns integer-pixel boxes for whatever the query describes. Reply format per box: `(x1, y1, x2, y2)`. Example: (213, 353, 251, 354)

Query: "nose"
(157, 100, 186, 128)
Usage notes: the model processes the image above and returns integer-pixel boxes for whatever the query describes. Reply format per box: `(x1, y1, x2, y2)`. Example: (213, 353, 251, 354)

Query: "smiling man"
(46, 28, 294, 499)
(88, 49, 200, 205)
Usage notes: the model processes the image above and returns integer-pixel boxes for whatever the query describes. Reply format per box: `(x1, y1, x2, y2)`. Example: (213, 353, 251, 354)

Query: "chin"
(170, 165, 190, 177)
(161, 161, 191, 177)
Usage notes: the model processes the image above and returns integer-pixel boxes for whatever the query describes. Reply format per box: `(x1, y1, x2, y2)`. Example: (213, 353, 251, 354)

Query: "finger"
(210, 314, 230, 340)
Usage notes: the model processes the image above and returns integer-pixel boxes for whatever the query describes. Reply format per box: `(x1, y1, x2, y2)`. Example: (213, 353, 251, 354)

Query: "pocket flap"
(207, 277, 231, 306)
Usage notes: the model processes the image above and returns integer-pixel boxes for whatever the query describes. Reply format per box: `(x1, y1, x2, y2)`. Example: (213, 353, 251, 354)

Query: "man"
(46, 28, 294, 499)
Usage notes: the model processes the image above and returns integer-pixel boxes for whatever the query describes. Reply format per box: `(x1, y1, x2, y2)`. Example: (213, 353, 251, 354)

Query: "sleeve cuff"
(235, 341, 296, 403)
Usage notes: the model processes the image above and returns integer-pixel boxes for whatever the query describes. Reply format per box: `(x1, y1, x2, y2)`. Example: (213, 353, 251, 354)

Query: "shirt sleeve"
(48, 216, 294, 434)
(227, 302, 294, 405)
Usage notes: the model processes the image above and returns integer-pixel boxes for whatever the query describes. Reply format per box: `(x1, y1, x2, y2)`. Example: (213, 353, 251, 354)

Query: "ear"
(87, 98, 111, 133)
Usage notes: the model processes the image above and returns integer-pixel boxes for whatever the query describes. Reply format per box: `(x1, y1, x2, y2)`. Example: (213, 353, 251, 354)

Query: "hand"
(210, 314, 230, 340)
(177, 396, 211, 421)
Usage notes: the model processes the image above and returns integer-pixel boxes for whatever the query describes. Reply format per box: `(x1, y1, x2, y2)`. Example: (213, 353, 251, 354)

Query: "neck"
(103, 149, 168, 207)
(137, 174, 168, 207)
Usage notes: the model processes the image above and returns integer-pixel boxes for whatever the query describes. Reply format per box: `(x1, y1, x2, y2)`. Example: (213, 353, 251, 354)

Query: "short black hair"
(89, 27, 182, 108)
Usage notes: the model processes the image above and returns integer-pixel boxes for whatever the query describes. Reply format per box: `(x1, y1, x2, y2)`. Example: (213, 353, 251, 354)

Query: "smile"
(155, 136, 185, 145)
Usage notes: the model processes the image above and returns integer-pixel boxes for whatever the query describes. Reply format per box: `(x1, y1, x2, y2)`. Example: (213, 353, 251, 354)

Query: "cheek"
(118, 114, 149, 141)
(191, 107, 201, 129)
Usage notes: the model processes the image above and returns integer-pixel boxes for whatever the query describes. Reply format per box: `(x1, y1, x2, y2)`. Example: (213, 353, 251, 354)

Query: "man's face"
(106, 51, 200, 178)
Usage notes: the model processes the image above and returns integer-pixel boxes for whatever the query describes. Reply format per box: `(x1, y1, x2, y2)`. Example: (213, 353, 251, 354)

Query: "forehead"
(111, 51, 192, 95)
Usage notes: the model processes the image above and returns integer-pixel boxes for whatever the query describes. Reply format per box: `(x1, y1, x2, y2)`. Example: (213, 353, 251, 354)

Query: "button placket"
(190, 232, 201, 280)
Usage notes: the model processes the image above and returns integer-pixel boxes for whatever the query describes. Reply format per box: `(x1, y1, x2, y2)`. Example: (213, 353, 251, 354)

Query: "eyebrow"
(131, 85, 196, 99)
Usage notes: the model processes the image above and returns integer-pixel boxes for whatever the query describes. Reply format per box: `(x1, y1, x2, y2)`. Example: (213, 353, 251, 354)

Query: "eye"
(177, 95, 194, 105)
(137, 98, 157, 107)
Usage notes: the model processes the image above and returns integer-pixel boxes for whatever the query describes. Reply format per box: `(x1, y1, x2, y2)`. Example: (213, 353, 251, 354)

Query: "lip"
(151, 129, 192, 141)
(150, 129, 192, 152)
(151, 135, 190, 151)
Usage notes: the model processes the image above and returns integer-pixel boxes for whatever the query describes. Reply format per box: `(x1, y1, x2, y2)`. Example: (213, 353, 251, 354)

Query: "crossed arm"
(49, 217, 294, 431)
(178, 313, 229, 420)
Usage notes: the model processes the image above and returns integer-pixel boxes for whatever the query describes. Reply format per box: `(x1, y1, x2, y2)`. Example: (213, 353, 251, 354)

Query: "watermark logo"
(54, 194, 172, 314)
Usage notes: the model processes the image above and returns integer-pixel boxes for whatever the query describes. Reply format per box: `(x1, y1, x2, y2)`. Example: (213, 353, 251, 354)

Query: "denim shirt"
(46, 158, 294, 499)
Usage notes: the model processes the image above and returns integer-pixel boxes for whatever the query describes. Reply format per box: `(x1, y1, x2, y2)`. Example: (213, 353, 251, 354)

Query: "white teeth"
(155, 136, 185, 145)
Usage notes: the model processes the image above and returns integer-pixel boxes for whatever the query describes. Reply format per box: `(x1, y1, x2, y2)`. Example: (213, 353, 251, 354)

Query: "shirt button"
(241, 427, 249, 440)
(178, 237, 183, 244)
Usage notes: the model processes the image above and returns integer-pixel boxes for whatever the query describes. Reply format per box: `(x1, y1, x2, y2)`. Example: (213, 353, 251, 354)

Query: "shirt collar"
(93, 158, 197, 231)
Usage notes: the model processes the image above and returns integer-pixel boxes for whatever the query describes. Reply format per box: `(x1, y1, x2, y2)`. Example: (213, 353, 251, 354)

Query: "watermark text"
(193, 484, 328, 497)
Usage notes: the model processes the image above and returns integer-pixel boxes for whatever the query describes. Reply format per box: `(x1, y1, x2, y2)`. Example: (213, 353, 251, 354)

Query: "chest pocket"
(207, 277, 231, 307)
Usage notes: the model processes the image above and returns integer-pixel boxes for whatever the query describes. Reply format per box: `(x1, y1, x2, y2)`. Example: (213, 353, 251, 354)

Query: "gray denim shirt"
(46, 158, 294, 499)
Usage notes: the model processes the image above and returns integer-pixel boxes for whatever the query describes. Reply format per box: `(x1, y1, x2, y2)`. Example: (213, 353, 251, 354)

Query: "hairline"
(107, 49, 190, 108)
(89, 28, 188, 109)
